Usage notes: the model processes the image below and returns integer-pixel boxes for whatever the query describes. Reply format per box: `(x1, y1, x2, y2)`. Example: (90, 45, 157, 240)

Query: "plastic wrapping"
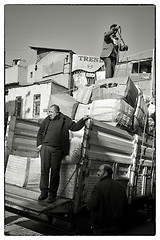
(90, 99, 134, 128)
(74, 103, 91, 121)
(73, 85, 93, 104)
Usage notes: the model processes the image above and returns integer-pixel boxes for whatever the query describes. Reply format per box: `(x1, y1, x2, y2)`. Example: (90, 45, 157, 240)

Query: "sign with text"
(72, 54, 104, 72)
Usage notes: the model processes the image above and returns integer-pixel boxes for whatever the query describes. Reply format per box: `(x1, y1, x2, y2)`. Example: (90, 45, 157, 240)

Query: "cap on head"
(103, 164, 113, 177)
(110, 24, 117, 29)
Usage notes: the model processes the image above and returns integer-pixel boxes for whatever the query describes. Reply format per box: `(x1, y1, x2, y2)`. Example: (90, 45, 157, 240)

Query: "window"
(87, 77, 96, 86)
(33, 94, 41, 117)
(30, 72, 33, 78)
(64, 55, 69, 63)
(15, 96, 22, 117)
(140, 60, 151, 73)
(132, 60, 151, 74)
(132, 62, 139, 73)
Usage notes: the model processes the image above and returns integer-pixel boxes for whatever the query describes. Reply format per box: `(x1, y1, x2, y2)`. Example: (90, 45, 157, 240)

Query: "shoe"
(47, 196, 56, 204)
(38, 192, 48, 201)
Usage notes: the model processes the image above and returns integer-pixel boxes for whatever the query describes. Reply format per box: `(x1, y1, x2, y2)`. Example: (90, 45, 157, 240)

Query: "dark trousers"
(40, 145, 63, 196)
(103, 56, 116, 78)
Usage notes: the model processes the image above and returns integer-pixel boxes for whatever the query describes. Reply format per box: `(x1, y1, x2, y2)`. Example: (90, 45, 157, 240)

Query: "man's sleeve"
(87, 185, 99, 211)
(104, 29, 114, 40)
(68, 117, 85, 131)
(37, 119, 46, 147)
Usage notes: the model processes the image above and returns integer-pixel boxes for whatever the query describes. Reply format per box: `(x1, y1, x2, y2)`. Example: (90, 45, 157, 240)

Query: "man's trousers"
(40, 145, 64, 197)
(103, 56, 116, 78)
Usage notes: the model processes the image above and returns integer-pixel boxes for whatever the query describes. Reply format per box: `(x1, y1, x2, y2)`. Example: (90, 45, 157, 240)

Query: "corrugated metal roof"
(29, 46, 75, 54)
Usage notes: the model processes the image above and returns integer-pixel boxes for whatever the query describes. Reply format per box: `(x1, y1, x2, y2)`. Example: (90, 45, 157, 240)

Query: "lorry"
(5, 111, 155, 234)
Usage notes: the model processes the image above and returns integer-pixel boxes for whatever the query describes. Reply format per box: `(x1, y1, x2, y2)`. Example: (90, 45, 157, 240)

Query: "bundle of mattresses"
(72, 76, 155, 134)
(90, 98, 134, 128)
(63, 128, 84, 163)
(91, 77, 152, 132)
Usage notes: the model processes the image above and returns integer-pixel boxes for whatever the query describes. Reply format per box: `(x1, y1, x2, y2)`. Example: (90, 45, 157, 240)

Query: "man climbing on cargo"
(37, 104, 89, 204)
(100, 24, 128, 78)
(87, 164, 128, 235)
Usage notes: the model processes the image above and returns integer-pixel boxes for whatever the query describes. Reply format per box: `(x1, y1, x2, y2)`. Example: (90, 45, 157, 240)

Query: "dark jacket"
(87, 176, 128, 229)
(37, 113, 85, 156)
(100, 29, 128, 61)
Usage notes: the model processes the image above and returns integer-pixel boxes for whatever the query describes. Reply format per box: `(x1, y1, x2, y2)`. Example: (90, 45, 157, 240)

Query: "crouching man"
(87, 164, 128, 235)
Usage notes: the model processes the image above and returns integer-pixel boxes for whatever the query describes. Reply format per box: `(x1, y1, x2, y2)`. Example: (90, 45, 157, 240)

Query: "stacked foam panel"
(90, 98, 134, 128)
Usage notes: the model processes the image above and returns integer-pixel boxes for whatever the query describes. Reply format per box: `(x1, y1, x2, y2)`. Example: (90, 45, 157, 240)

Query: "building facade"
(5, 47, 74, 119)
(114, 49, 155, 100)
(5, 47, 155, 120)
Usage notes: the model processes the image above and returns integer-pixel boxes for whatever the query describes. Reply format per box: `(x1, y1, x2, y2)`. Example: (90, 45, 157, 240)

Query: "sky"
(4, 4, 156, 66)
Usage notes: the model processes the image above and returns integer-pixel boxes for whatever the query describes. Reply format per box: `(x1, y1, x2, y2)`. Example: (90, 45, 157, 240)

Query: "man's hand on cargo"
(37, 145, 42, 151)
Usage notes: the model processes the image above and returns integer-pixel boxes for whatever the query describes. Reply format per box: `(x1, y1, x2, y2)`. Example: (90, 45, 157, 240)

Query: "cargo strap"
(58, 162, 81, 198)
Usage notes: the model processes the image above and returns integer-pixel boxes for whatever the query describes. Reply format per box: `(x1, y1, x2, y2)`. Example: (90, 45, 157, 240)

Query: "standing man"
(87, 164, 128, 235)
(37, 104, 89, 204)
(100, 24, 128, 78)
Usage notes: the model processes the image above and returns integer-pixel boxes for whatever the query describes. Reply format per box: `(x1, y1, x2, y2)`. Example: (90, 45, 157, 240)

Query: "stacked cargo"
(90, 99, 134, 128)
(72, 76, 154, 134)
(48, 93, 77, 119)
(48, 76, 152, 135)
(48, 82, 155, 199)
(61, 76, 155, 165)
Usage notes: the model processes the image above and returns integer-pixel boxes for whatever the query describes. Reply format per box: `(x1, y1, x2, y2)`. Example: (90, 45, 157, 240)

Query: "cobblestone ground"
(4, 210, 156, 236)
(4, 211, 43, 236)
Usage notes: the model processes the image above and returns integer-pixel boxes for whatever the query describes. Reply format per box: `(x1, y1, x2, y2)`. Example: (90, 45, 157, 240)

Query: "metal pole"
(117, 30, 126, 46)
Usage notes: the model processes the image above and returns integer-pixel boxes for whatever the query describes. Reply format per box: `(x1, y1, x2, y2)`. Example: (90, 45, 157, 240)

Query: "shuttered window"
(15, 96, 22, 117)
(33, 94, 41, 117)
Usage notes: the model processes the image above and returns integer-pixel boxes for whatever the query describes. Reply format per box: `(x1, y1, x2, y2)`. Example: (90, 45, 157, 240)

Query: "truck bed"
(5, 183, 75, 230)
(5, 117, 155, 230)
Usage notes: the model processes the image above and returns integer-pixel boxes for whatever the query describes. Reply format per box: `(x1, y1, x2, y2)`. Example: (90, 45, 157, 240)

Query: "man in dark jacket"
(37, 104, 89, 203)
(87, 164, 128, 235)
(100, 24, 128, 78)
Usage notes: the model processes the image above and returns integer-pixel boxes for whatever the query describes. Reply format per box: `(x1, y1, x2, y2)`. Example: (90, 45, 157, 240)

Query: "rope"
(38, 162, 81, 215)
(57, 162, 81, 198)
